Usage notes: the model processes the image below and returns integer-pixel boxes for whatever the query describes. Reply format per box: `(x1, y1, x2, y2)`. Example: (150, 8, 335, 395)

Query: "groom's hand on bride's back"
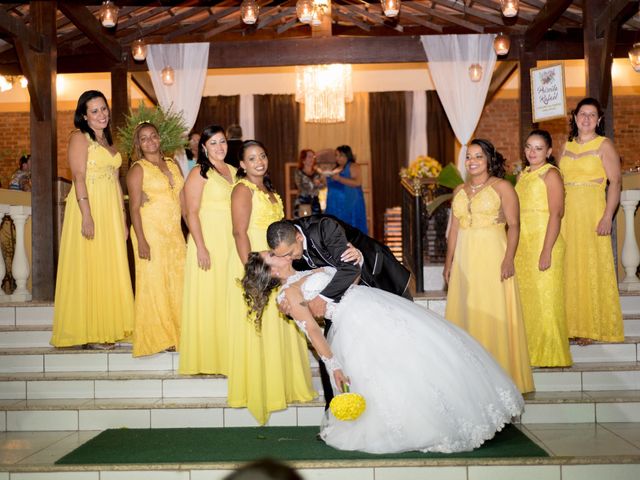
(308, 296, 327, 318)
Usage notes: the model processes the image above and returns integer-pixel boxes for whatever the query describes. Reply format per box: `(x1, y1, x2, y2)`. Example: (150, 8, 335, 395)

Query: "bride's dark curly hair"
(242, 252, 281, 332)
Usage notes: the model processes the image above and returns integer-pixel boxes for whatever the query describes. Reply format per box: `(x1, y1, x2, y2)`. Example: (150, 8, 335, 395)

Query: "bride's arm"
(283, 286, 349, 392)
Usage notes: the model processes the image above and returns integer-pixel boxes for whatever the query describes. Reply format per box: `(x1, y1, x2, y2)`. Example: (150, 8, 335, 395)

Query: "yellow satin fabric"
(179, 165, 237, 375)
(445, 186, 534, 393)
(52, 136, 134, 346)
(514, 164, 572, 367)
(559, 136, 623, 341)
(226, 179, 316, 424)
(130, 159, 185, 357)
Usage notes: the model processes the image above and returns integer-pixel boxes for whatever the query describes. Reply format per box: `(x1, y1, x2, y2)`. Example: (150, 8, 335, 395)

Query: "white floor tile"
(601, 422, 640, 448)
(0, 330, 51, 348)
(15, 306, 54, 326)
(562, 464, 640, 480)
(620, 295, 640, 315)
(162, 378, 227, 398)
(0, 355, 42, 373)
(44, 353, 107, 372)
(190, 471, 235, 480)
(375, 466, 467, 480)
(11, 473, 99, 480)
(223, 408, 260, 427)
(78, 409, 150, 429)
(299, 467, 374, 480)
(582, 370, 640, 390)
(7, 410, 78, 431)
(520, 403, 595, 423)
(570, 343, 637, 363)
(266, 407, 297, 426)
(94, 379, 162, 398)
(0, 381, 25, 399)
(468, 465, 560, 480)
(597, 402, 640, 422)
(533, 371, 582, 391)
(15, 431, 101, 465)
(150, 408, 223, 428)
(0, 307, 15, 326)
(526, 423, 640, 456)
(27, 380, 94, 400)
(0, 473, 7, 480)
(108, 352, 173, 371)
(297, 406, 324, 426)
(100, 471, 189, 480)
(624, 318, 640, 336)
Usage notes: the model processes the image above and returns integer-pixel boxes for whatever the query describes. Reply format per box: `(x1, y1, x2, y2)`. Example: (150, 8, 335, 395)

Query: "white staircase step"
(533, 362, 640, 392)
(0, 326, 52, 348)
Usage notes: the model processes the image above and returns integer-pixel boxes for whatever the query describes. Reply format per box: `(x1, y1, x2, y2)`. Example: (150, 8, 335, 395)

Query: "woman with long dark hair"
(559, 97, 623, 345)
(52, 90, 134, 349)
(226, 140, 315, 425)
(444, 138, 533, 393)
(293, 149, 325, 218)
(178, 125, 236, 375)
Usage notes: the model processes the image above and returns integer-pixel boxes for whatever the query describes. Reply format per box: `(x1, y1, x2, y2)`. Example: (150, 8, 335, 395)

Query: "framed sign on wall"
(530, 63, 567, 122)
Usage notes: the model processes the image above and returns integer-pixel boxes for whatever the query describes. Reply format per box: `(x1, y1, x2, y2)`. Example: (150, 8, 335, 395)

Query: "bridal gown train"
(278, 267, 524, 454)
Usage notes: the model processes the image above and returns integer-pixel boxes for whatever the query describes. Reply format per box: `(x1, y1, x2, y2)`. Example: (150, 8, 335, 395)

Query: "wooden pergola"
(0, 0, 639, 300)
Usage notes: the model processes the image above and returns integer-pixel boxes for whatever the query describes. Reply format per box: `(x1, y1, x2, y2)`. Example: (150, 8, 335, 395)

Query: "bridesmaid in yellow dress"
(179, 125, 237, 375)
(559, 98, 623, 344)
(227, 140, 316, 424)
(515, 130, 571, 367)
(52, 90, 134, 349)
(444, 139, 533, 393)
(127, 122, 185, 357)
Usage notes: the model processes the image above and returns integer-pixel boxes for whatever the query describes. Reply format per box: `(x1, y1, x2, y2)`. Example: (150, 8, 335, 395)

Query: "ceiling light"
(99, 1, 119, 28)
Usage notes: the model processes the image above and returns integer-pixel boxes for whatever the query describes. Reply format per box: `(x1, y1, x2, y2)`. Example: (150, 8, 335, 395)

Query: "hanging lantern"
(311, 6, 323, 26)
(241, 0, 260, 25)
(0, 75, 13, 92)
(99, 0, 119, 28)
(493, 33, 510, 55)
(468, 63, 483, 82)
(629, 43, 640, 72)
(131, 38, 147, 62)
(380, 0, 400, 18)
(296, 0, 314, 24)
(500, 0, 519, 18)
(19, 76, 28, 88)
(161, 66, 175, 86)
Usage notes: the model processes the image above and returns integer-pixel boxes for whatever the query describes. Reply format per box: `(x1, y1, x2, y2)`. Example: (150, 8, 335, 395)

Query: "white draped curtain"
(407, 90, 428, 166)
(146, 42, 210, 174)
(420, 34, 496, 176)
(239, 94, 255, 140)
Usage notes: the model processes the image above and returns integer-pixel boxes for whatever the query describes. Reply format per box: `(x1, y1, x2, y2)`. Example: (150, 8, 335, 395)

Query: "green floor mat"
(56, 424, 548, 464)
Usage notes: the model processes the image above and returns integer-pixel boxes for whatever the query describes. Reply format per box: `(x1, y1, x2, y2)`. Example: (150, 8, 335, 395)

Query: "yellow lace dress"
(52, 135, 134, 346)
(179, 165, 237, 375)
(130, 159, 185, 357)
(514, 164, 571, 367)
(445, 184, 534, 393)
(226, 179, 316, 425)
(559, 136, 623, 342)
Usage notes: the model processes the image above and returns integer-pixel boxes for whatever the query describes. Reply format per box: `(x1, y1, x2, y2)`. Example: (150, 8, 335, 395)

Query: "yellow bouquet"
(329, 384, 366, 421)
(400, 155, 442, 180)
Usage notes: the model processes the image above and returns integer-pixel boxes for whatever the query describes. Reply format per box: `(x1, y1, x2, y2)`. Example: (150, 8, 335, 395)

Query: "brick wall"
(475, 95, 640, 172)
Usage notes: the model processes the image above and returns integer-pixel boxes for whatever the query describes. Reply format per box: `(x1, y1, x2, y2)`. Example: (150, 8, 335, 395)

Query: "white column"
(619, 190, 640, 292)
(9, 205, 32, 301)
(0, 205, 9, 303)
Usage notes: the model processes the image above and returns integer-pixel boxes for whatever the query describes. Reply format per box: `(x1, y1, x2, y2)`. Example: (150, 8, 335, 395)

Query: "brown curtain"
(192, 95, 239, 135)
(254, 94, 300, 195)
(369, 92, 407, 241)
(427, 90, 455, 166)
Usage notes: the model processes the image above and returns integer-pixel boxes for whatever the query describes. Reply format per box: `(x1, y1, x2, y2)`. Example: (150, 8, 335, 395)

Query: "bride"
(242, 252, 524, 454)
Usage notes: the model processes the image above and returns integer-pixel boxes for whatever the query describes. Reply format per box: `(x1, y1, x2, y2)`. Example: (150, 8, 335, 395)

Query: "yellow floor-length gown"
(52, 135, 134, 346)
(445, 184, 534, 393)
(514, 164, 572, 367)
(131, 159, 185, 357)
(179, 165, 237, 375)
(559, 136, 623, 342)
(226, 179, 316, 424)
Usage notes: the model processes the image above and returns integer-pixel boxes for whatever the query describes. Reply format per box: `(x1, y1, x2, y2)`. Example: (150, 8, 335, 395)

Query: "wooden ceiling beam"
(0, 7, 44, 51)
(520, 0, 582, 25)
(485, 60, 517, 105)
(406, 2, 485, 33)
(596, 0, 640, 38)
(119, 7, 202, 44)
(163, 7, 216, 41)
(275, 16, 300, 35)
(203, 12, 244, 40)
(258, 6, 296, 30)
(334, 8, 371, 32)
(131, 71, 157, 105)
(57, 1, 122, 62)
(114, 6, 169, 32)
(399, 11, 444, 32)
(524, 0, 573, 50)
(430, 0, 511, 28)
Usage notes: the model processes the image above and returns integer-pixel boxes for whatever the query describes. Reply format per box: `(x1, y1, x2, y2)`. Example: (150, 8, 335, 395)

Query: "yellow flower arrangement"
(329, 384, 366, 421)
(400, 155, 442, 180)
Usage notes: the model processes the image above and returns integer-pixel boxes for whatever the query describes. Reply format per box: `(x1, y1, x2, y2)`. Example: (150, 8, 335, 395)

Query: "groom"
(266, 215, 411, 405)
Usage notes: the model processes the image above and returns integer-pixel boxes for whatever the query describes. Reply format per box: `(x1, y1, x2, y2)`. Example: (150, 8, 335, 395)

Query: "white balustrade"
(0, 203, 32, 303)
(619, 189, 640, 291)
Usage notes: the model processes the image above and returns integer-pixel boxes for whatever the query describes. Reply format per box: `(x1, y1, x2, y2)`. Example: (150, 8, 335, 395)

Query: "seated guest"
(9, 154, 31, 191)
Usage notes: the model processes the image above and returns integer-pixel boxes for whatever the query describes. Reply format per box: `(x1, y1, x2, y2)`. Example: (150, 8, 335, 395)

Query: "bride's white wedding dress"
(278, 267, 525, 454)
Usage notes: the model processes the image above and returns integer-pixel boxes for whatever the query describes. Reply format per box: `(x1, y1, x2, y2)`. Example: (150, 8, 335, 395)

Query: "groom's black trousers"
(318, 318, 334, 409)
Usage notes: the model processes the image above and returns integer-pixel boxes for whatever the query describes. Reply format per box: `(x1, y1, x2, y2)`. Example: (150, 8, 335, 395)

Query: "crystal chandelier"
(629, 43, 640, 72)
(500, 0, 519, 18)
(295, 64, 353, 123)
(99, 0, 119, 28)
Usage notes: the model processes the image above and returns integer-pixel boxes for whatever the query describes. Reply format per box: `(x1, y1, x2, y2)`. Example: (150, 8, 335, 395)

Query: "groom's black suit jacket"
(292, 215, 411, 302)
